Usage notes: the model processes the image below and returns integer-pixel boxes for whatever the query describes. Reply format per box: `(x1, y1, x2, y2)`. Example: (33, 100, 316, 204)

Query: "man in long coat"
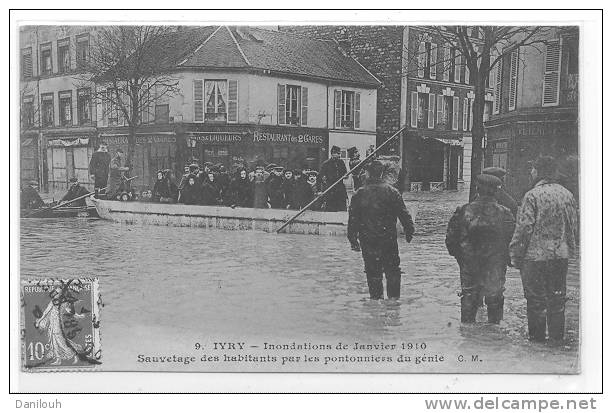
(319, 146, 348, 211)
(88, 142, 111, 194)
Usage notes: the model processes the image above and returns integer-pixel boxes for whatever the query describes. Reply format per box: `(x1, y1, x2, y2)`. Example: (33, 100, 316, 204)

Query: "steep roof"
(177, 26, 379, 87)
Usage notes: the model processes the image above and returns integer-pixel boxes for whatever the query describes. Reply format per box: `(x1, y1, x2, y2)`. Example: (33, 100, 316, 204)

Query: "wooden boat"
(90, 196, 416, 237)
(21, 205, 100, 219)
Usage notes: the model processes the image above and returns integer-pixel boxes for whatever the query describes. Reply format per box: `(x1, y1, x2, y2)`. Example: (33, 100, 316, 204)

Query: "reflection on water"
(20, 196, 579, 373)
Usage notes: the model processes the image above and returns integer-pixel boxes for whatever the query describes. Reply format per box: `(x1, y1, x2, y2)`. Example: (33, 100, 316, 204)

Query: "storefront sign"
(252, 130, 325, 145)
(101, 135, 176, 145)
(48, 137, 90, 147)
(188, 127, 328, 146)
(190, 132, 246, 144)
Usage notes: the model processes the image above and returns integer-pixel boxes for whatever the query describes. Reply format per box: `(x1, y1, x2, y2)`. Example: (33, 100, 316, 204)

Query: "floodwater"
(20, 191, 580, 373)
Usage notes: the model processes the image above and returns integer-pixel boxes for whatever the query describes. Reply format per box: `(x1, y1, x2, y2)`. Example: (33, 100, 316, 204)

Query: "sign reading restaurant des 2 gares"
(189, 126, 329, 147)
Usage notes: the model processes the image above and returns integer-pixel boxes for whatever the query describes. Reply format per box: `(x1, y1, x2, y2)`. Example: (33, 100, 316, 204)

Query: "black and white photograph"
(9, 8, 603, 396)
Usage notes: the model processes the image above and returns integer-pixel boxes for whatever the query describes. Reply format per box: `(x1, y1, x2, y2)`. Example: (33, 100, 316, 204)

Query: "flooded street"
(20, 191, 579, 373)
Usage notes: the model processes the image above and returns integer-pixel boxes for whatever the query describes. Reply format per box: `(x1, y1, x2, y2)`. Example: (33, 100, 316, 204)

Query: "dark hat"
(306, 170, 318, 177)
(69, 177, 78, 183)
(532, 155, 557, 176)
(266, 163, 278, 170)
(366, 160, 384, 177)
(27, 180, 39, 186)
(476, 174, 502, 190)
(274, 165, 285, 171)
(331, 145, 341, 154)
(347, 146, 358, 155)
(188, 163, 199, 172)
(116, 147, 124, 153)
(482, 166, 507, 179)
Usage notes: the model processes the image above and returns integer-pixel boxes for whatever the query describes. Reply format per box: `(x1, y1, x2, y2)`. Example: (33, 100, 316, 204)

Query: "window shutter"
(228, 79, 238, 123)
(194, 79, 203, 122)
(464, 61, 470, 85)
(542, 40, 562, 107)
(437, 95, 444, 125)
(452, 96, 459, 130)
(443, 46, 450, 81)
(430, 43, 437, 79)
(417, 41, 425, 78)
(410, 92, 418, 128)
(509, 49, 519, 111)
(301, 86, 308, 126)
(278, 84, 286, 125)
(334, 90, 342, 128)
(454, 51, 461, 83)
(463, 97, 469, 131)
(427, 93, 435, 129)
(493, 57, 503, 114)
(469, 100, 474, 130)
(354, 92, 361, 129)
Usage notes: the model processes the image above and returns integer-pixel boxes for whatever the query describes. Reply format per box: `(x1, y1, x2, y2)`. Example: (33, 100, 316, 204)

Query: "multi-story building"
(20, 26, 97, 193)
(20, 26, 379, 194)
(485, 27, 578, 200)
(281, 26, 495, 192)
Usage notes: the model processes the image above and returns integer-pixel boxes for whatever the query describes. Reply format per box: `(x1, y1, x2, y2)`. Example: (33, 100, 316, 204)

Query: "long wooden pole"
(276, 127, 406, 234)
(26, 176, 138, 217)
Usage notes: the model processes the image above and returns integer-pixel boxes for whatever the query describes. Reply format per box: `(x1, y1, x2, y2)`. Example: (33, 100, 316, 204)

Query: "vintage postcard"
(14, 10, 596, 392)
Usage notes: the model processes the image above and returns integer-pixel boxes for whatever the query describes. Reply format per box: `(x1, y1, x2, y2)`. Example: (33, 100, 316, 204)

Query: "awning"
(48, 137, 90, 147)
(427, 136, 463, 147)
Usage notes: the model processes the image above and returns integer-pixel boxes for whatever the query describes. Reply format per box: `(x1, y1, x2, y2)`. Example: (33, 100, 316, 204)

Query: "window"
(410, 91, 435, 129)
(22, 95, 35, 127)
(155, 104, 169, 124)
(452, 48, 462, 83)
(76, 34, 90, 69)
(77, 88, 92, 125)
(205, 80, 227, 121)
(483, 101, 493, 122)
(59, 91, 72, 126)
(278, 84, 308, 126)
(566, 36, 578, 75)
(463, 97, 473, 131)
(417, 41, 437, 80)
(436, 95, 458, 131)
(542, 40, 562, 107)
(40, 43, 52, 75)
(58, 38, 70, 73)
(105, 89, 119, 126)
(417, 93, 428, 129)
(334, 89, 360, 129)
(21, 48, 33, 78)
(41, 93, 54, 127)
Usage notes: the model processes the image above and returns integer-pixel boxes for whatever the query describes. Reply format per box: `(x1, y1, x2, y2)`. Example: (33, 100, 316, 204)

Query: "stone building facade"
(485, 27, 579, 200)
(281, 25, 494, 192)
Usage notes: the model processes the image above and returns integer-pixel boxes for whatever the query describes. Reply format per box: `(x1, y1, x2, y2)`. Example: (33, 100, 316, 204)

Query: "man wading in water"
(347, 160, 415, 300)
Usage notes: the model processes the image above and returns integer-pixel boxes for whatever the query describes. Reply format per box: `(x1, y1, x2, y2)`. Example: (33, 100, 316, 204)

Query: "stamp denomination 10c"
(21, 278, 102, 371)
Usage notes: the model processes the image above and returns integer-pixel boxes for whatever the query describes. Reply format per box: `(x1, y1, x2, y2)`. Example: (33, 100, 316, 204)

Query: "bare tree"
(77, 26, 181, 167)
(407, 26, 549, 200)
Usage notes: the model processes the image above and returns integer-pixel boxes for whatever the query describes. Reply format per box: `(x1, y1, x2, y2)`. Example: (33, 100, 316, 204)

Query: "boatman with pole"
(347, 160, 415, 300)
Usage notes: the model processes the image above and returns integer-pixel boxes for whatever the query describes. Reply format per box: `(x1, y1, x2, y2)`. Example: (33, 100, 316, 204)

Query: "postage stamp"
(21, 278, 102, 371)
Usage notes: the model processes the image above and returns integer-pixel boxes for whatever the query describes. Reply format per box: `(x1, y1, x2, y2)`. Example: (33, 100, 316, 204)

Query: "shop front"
(185, 125, 329, 172)
(100, 133, 179, 193)
(45, 133, 96, 194)
(402, 132, 464, 191)
(20, 133, 40, 185)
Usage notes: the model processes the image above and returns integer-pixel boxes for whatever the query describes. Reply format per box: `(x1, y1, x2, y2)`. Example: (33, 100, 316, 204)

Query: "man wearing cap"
(510, 156, 578, 343)
(348, 160, 415, 300)
(61, 177, 90, 207)
(446, 174, 515, 323)
(482, 166, 518, 216)
(348, 147, 364, 190)
(319, 146, 348, 211)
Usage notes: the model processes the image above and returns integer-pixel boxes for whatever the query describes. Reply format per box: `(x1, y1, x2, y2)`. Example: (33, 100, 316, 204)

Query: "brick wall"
(280, 26, 404, 148)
